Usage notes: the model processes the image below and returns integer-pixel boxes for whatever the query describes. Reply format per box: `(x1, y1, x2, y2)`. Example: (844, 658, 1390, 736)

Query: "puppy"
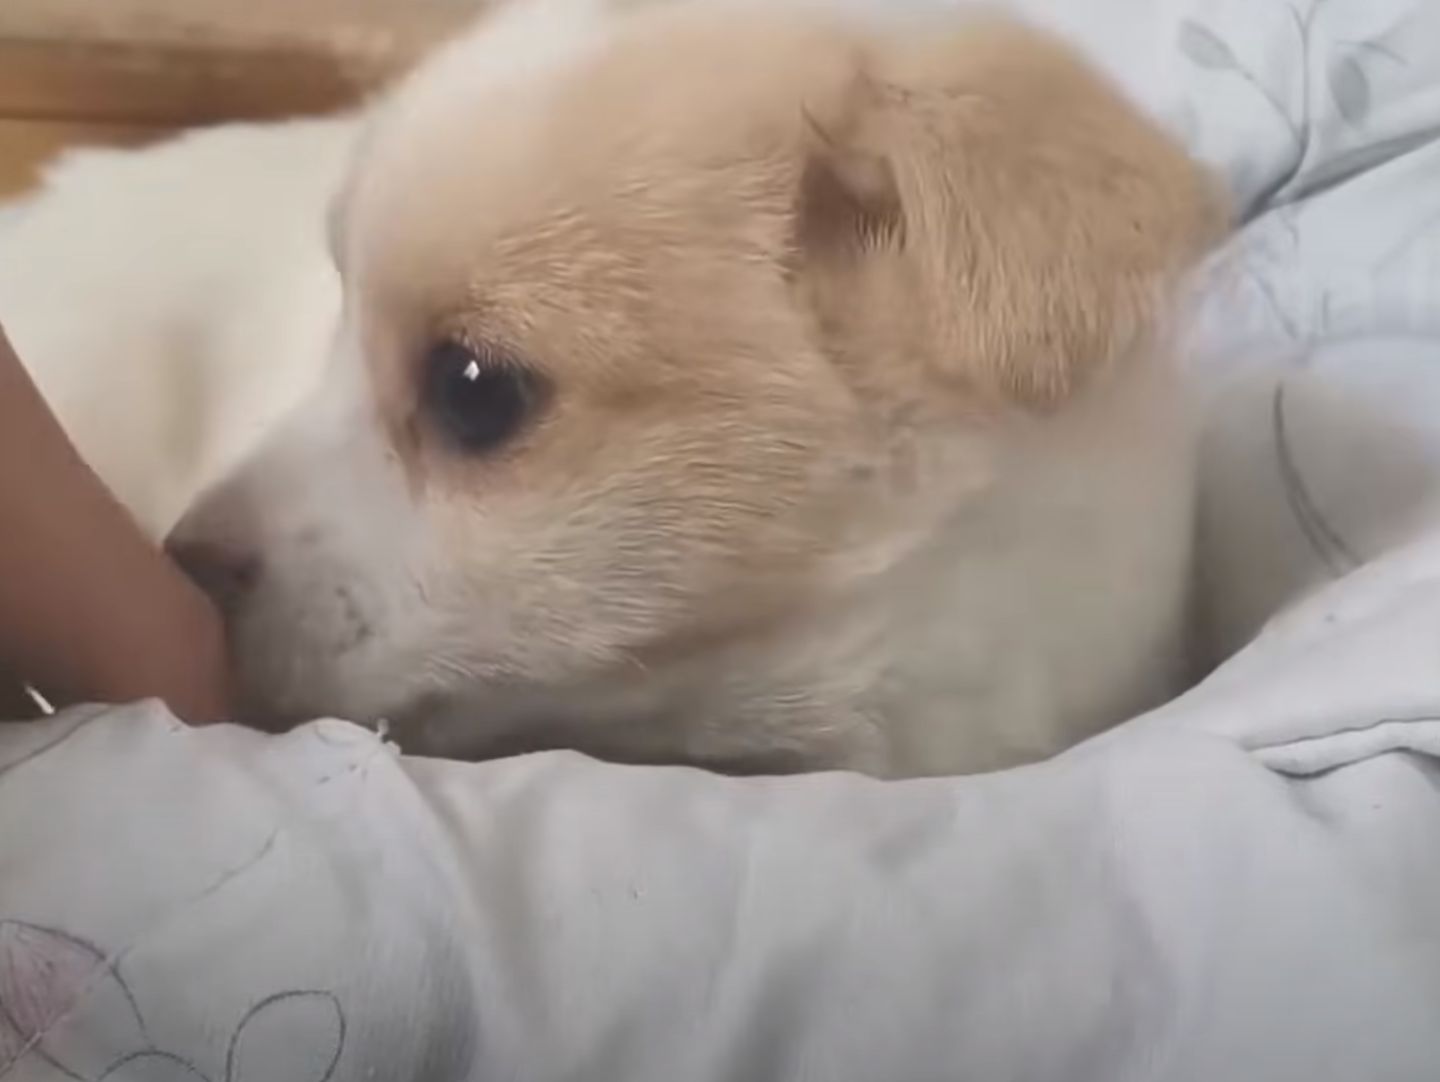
(167, 0, 1225, 776)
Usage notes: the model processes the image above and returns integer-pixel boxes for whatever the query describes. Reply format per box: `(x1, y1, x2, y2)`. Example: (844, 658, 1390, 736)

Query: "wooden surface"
(0, 0, 488, 197)
(0, 0, 486, 124)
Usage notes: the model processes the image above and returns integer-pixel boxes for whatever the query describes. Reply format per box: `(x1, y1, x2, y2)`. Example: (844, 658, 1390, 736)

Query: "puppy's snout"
(166, 537, 262, 612)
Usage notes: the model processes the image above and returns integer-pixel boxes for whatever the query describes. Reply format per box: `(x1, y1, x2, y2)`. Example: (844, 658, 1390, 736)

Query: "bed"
(2, 0, 1440, 1079)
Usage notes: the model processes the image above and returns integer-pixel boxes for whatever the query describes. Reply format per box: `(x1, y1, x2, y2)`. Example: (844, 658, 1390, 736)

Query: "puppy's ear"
(795, 19, 1227, 409)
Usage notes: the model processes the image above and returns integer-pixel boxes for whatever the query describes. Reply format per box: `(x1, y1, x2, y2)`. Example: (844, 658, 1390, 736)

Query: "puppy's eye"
(423, 340, 542, 453)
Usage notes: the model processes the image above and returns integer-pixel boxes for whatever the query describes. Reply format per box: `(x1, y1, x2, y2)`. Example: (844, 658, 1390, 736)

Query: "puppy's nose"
(165, 538, 262, 612)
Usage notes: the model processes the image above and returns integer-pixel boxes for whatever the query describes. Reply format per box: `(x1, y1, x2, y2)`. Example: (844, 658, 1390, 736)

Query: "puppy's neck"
(599, 356, 1193, 777)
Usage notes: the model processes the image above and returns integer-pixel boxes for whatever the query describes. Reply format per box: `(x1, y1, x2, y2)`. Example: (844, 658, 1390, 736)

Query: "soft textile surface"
(4, 557, 1440, 1082)
(3, 0, 1440, 1079)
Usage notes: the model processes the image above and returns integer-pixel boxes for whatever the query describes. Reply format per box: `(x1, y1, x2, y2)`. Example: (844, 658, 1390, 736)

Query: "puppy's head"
(170, 2, 1223, 763)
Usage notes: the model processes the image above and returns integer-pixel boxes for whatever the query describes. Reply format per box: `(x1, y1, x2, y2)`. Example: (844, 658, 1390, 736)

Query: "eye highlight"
(422, 340, 545, 454)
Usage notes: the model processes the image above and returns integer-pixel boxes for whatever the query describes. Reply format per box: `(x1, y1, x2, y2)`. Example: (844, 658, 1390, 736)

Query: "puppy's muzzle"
(165, 535, 261, 614)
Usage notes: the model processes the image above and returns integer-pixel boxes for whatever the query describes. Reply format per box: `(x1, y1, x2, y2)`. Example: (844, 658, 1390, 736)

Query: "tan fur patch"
(333, 1, 1227, 659)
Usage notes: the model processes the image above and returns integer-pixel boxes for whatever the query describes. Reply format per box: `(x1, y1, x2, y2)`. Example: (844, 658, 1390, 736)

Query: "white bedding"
(4, 0, 1440, 1079)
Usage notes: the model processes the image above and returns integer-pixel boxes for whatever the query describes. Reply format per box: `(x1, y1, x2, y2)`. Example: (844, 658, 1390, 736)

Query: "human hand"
(0, 322, 232, 722)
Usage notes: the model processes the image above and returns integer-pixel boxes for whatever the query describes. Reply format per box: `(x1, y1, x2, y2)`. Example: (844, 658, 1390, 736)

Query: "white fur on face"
(174, 329, 437, 726)
(172, 0, 629, 730)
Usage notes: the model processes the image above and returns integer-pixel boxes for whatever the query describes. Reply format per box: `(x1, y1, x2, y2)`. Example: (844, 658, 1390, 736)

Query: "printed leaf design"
(0, 921, 149, 1077)
(99, 1050, 215, 1082)
(1329, 54, 1372, 126)
(1178, 21, 1240, 71)
(225, 991, 345, 1082)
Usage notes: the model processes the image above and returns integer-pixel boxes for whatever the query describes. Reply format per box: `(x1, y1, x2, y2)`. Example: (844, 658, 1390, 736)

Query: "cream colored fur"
(3, 0, 1225, 776)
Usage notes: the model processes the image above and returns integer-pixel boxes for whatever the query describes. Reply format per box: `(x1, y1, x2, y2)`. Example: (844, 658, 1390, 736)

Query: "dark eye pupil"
(424, 341, 539, 452)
